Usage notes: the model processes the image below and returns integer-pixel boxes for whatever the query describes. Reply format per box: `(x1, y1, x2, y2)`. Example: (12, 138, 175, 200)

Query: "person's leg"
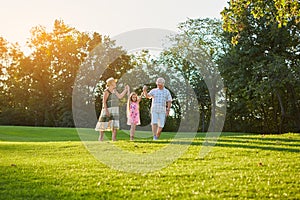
(156, 127, 163, 138)
(130, 124, 136, 141)
(156, 113, 166, 138)
(112, 129, 117, 141)
(99, 131, 104, 141)
(151, 112, 159, 140)
(111, 116, 119, 141)
(152, 124, 158, 139)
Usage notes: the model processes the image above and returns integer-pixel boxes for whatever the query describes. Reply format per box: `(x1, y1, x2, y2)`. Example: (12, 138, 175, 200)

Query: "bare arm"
(143, 85, 152, 99)
(137, 93, 143, 103)
(115, 85, 129, 99)
(166, 101, 172, 116)
(127, 85, 130, 96)
(102, 91, 110, 115)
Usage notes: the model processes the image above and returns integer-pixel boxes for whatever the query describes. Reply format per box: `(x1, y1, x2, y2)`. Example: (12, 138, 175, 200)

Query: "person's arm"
(102, 91, 110, 116)
(115, 85, 129, 99)
(143, 85, 152, 99)
(137, 93, 143, 103)
(166, 90, 172, 116)
(127, 85, 130, 96)
(166, 101, 172, 116)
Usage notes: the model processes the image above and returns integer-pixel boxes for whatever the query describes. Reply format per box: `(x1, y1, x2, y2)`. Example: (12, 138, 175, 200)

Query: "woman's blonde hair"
(106, 77, 116, 87)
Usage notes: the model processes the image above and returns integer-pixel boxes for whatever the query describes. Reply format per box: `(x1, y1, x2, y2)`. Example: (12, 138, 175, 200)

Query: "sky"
(0, 0, 229, 46)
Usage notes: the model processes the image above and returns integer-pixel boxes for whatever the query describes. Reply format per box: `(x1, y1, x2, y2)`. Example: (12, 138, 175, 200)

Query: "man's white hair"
(156, 77, 165, 84)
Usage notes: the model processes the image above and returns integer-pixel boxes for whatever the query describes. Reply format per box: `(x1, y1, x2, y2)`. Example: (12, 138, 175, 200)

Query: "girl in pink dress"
(127, 92, 142, 141)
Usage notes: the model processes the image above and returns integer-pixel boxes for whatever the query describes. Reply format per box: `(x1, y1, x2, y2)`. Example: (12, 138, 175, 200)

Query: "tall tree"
(159, 18, 228, 132)
(25, 20, 92, 126)
(220, 0, 300, 133)
(0, 19, 132, 127)
(117, 50, 182, 131)
(0, 37, 31, 125)
(73, 34, 132, 128)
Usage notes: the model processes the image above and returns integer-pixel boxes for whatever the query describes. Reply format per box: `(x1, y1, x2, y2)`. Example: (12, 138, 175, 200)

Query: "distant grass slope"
(0, 126, 299, 199)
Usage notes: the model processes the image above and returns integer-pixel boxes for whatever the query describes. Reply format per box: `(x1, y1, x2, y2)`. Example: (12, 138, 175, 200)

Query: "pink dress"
(127, 102, 141, 125)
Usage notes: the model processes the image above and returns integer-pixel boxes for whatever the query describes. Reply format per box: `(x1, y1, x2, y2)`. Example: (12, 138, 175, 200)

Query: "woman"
(95, 77, 129, 141)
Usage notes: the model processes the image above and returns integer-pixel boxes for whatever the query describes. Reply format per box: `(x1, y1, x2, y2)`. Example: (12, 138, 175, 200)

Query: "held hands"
(142, 85, 147, 96)
(143, 85, 147, 91)
(125, 85, 130, 96)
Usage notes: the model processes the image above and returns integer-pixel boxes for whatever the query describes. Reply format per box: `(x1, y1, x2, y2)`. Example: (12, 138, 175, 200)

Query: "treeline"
(0, 1, 299, 133)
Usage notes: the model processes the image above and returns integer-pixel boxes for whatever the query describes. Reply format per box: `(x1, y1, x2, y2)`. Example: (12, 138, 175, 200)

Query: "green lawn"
(0, 126, 299, 199)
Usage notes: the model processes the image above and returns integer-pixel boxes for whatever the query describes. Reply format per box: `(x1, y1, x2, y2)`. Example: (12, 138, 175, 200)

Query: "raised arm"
(143, 85, 152, 99)
(137, 93, 143, 103)
(115, 85, 129, 99)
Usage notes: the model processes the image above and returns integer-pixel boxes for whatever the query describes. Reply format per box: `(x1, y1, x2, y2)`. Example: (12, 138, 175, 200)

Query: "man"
(143, 77, 172, 140)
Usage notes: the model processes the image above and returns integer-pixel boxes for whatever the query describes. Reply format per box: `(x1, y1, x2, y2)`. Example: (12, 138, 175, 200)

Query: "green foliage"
(159, 18, 228, 132)
(0, 20, 132, 128)
(116, 50, 182, 132)
(0, 126, 300, 199)
(219, 2, 300, 133)
(1, 15, 298, 134)
(221, 0, 300, 44)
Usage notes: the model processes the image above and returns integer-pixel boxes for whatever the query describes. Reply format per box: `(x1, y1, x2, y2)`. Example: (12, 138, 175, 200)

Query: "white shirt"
(148, 88, 172, 113)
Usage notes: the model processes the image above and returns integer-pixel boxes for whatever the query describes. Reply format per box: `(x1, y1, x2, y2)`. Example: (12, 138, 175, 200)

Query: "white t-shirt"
(148, 88, 172, 113)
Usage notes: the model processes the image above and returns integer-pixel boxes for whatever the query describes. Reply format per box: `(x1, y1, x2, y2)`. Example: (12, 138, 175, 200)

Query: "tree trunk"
(275, 90, 285, 133)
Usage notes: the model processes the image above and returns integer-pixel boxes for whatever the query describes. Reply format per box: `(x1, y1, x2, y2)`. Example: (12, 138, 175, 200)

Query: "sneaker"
(153, 136, 157, 140)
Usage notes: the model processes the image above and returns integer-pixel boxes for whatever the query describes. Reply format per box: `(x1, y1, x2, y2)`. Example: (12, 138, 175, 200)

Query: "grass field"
(0, 126, 299, 199)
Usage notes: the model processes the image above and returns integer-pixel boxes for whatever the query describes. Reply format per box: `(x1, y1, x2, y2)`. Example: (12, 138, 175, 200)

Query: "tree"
(23, 20, 92, 126)
(73, 34, 132, 128)
(158, 18, 228, 132)
(222, 0, 300, 44)
(0, 19, 132, 127)
(116, 50, 182, 132)
(220, 0, 300, 133)
(0, 37, 32, 125)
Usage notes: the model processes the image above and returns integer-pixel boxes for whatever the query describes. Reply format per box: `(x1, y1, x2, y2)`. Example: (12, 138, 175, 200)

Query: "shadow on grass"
(214, 138, 300, 148)
(225, 136, 300, 143)
(127, 140, 300, 153)
(1, 126, 299, 153)
(213, 142, 300, 153)
(132, 134, 300, 153)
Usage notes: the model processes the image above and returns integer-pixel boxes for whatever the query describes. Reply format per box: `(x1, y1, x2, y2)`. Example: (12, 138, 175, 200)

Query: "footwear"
(153, 135, 157, 140)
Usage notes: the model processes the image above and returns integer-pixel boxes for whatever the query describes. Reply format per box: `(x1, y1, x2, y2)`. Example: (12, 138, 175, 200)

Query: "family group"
(95, 77, 172, 141)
